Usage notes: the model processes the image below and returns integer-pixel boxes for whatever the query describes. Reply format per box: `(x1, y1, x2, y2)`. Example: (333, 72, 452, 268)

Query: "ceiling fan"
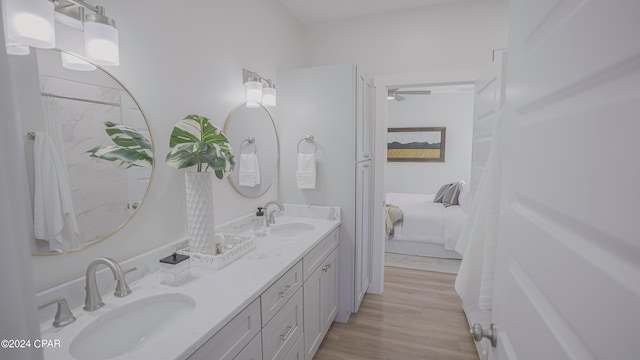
(387, 88, 431, 101)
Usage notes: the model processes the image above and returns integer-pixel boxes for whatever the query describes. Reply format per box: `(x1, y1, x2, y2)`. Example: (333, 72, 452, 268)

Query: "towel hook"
(239, 136, 257, 155)
(297, 135, 317, 155)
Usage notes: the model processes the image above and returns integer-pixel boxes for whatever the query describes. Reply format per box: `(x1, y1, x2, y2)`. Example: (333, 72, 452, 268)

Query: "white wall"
(0, 6, 43, 357)
(386, 89, 474, 194)
(302, 0, 509, 78)
(25, 0, 305, 291)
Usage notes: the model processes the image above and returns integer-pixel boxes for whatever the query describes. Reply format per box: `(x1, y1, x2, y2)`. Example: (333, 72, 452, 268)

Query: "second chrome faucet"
(84, 257, 136, 311)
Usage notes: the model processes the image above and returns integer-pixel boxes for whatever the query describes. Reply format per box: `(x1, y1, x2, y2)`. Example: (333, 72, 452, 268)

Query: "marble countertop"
(40, 213, 340, 360)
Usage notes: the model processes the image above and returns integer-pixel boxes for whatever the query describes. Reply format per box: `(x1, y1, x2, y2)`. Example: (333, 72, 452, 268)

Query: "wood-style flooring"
(314, 266, 479, 360)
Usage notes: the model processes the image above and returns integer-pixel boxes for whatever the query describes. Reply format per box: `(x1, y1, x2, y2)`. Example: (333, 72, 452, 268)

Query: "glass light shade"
(84, 21, 119, 66)
(262, 87, 276, 107)
(5, 44, 30, 55)
(56, 24, 96, 71)
(245, 80, 263, 104)
(4, 0, 55, 49)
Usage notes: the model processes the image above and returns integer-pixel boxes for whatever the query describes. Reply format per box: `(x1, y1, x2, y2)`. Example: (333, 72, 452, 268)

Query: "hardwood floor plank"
(314, 266, 479, 360)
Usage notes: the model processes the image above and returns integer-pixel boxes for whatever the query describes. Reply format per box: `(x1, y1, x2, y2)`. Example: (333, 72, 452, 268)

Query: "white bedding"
(386, 192, 467, 250)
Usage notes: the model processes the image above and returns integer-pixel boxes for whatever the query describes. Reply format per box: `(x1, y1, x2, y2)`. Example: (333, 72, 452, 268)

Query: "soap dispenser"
(254, 207, 266, 236)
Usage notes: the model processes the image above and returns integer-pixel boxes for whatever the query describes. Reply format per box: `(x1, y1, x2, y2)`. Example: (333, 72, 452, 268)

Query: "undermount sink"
(70, 293, 195, 360)
(269, 222, 315, 237)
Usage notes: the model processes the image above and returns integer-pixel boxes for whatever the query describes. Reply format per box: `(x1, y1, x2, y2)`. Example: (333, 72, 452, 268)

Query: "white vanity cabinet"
(303, 230, 339, 360)
(187, 298, 262, 360)
(188, 228, 340, 360)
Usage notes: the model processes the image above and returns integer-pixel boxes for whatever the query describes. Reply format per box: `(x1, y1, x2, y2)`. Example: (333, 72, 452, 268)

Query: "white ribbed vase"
(185, 172, 216, 255)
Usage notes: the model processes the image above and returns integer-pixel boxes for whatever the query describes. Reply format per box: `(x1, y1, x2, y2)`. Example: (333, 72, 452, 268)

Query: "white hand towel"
(33, 132, 79, 251)
(238, 153, 261, 187)
(296, 153, 316, 189)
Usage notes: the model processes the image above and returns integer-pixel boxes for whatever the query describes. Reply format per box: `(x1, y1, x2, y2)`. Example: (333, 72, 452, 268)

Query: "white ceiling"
(278, 0, 461, 24)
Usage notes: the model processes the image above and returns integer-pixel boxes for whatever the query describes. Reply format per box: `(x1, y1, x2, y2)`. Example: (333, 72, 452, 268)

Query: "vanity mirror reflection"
(9, 48, 155, 255)
(223, 104, 279, 198)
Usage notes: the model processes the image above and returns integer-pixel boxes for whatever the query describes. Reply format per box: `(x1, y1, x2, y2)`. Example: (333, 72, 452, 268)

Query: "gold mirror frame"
(223, 103, 279, 198)
(19, 48, 156, 255)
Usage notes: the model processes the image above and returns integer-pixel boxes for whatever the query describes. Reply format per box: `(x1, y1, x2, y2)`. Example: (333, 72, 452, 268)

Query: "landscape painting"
(387, 127, 446, 162)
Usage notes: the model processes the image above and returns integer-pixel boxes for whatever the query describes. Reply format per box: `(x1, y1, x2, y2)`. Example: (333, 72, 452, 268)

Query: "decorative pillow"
(434, 183, 453, 203)
(442, 181, 462, 207)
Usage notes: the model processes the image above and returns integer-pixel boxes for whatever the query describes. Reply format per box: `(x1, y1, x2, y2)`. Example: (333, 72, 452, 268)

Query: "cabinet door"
(322, 248, 339, 333)
(303, 266, 323, 360)
(356, 70, 372, 161)
(354, 161, 372, 312)
(234, 333, 262, 360)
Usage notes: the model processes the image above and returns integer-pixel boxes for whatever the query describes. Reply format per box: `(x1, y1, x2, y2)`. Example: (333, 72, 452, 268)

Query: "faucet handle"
(38, 297, 76, 327)
(114, 267, 136, 297)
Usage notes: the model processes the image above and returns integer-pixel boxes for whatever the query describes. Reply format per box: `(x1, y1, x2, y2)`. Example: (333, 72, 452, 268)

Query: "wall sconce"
(2, 0, 120, 68)
(243, 68, 276, 108)
(3, 0, 56, 49)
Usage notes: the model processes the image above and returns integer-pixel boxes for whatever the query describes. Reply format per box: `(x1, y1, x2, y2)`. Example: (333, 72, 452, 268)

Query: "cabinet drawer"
(188, 298, 261, 360)
(262, 288, 304, 360)
(262, 261, 303, 326)
(303, 229, 338, 281)
(281, 333, 304, 360)
(234, 332, 262, 360)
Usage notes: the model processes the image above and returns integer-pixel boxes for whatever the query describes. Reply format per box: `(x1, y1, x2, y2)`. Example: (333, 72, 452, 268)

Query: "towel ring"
(239, 136, 257, 155)
(297, 135, 317, 155)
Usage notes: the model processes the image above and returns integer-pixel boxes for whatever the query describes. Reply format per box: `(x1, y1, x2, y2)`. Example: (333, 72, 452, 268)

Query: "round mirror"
(224, 104, 279, 198)
(9, 48, 155, 255)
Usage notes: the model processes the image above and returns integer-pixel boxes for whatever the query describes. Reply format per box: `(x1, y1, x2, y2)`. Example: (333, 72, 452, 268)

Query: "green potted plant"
(166, 114, 235, 255)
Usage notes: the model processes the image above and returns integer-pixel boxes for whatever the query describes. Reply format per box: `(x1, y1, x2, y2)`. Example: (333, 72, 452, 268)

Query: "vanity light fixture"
(2, 0, 120, 68)
(56, 21, 96, 71)
(3, 0, 56, 49)
(243, 68, 276, 108)
(262, 80, 276, 108)
(83, 5, 118, 66)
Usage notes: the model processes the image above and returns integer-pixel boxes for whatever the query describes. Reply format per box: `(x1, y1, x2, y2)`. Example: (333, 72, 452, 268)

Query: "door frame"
(370, 71, 483, 293)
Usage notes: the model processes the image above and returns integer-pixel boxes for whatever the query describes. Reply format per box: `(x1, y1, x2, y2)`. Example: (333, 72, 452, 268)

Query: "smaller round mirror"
(224, 104, 279, 198)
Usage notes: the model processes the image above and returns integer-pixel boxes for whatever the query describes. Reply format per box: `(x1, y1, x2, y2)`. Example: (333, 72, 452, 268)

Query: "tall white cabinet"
(278, 64, 374, 322)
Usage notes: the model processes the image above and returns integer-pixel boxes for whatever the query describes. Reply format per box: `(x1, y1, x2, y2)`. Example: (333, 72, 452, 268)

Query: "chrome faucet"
(263, 201, 284, 226)
(84, 257, 135, 312)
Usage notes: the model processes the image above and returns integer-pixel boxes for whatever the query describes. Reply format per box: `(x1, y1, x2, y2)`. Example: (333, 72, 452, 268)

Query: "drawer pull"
(279, 284, 293, 298)
(280, 324, 295, 341)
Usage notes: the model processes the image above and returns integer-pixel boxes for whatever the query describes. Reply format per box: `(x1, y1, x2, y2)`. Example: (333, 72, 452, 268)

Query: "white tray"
(178, 233, 256, 270)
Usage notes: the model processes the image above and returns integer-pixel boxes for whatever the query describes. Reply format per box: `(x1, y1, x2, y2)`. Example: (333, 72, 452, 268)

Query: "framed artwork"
(387, 127, 446, 162)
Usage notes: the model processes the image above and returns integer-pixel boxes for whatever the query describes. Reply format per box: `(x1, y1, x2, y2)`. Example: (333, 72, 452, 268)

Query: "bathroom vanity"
(38, 205, 340, 360)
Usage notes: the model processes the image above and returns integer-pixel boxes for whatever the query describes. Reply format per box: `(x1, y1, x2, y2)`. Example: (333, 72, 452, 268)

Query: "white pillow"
(458, 183, 470, 212)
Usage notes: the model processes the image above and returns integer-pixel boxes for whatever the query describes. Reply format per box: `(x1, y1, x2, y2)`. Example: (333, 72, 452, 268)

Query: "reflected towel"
(296, 153, 316, 189)
(238, 153, 261, 187)
(33, 132, 79, 251)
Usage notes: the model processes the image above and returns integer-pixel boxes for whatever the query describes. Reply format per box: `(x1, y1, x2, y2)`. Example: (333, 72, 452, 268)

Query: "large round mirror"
(9, 48, 155, 255)
(224, 104, 279, 198)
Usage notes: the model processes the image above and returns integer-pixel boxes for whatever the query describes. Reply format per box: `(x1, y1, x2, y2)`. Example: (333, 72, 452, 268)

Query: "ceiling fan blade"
(396, 90, 432, 95)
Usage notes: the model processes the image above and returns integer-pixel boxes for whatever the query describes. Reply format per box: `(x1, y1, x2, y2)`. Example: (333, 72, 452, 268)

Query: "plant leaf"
(87, 145, 153, 168)
(104, 121, 152, 149)
(166, 114, 235, 176)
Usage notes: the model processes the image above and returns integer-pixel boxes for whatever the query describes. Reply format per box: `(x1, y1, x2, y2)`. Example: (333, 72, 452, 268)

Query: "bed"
(385, 191, 468, 259)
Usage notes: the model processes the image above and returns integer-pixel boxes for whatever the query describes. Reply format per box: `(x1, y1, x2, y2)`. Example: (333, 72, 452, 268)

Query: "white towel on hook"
(33, 132, 79, 251)
(238, 153, 261, 187)
(296, 153, 316, 189)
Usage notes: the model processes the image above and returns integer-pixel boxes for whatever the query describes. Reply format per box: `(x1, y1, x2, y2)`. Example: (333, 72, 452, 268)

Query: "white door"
(354, 160, 372, 311)
(488, 1, 640, 359)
